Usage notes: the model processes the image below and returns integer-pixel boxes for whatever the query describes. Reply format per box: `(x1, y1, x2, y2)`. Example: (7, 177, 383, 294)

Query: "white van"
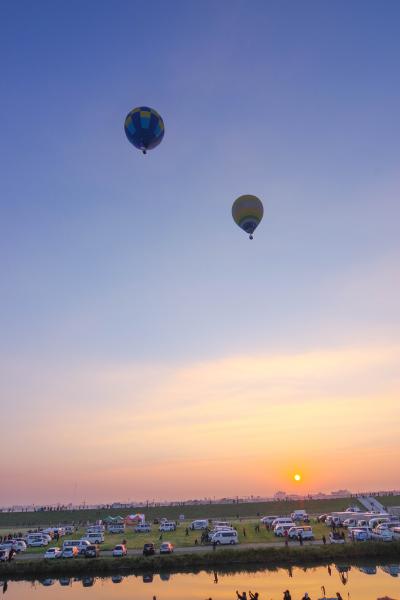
(369, 517, 390, 529)
(213, 521, 230, 528)
(86, 525, 105, 533)
(288, 526, 314, 540)
(84, 532, 104, 544)
(159, 522, 176, 532)
(274, 523, 296, 536)
(260, 515, 279, 525)
(291, 510, 308, 521)
(211, 530, 238, 545)
(108, 524, 125, 534)
(63, 539, 91, 554)
(26, 533, 49, 547)
(271, 517, 294, 527)
(190, 520, 208, 530)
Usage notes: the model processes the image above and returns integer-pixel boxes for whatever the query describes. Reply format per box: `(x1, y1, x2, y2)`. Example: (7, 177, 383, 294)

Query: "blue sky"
(1, 1, 399, 503)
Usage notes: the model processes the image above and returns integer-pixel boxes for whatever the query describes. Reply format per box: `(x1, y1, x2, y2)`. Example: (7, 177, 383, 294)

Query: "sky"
(0, 0, 399, 506)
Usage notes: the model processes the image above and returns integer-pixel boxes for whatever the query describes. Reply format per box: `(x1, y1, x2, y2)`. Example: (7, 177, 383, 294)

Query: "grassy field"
(376, 495, 400, 508)
(0, 497, 364, 528)
(1, 520, 333, 553)
(1, 541, 400, 579)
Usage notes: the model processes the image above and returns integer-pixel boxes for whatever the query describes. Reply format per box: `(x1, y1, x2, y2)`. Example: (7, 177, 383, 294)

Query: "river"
(1, 563, 399, 599)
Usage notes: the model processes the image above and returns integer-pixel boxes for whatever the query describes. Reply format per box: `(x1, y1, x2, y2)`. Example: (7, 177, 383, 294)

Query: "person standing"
(249, 592, 259, 600)
(236, 591, 247, 600)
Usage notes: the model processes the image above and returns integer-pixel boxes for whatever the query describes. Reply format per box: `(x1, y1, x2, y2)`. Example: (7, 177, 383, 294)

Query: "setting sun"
(294, 474, 301, 482)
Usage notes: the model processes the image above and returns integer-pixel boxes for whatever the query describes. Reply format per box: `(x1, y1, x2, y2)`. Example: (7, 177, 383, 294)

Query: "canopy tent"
(124, 513, 145, 526)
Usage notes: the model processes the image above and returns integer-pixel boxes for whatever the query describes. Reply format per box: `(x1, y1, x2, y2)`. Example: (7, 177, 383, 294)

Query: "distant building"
(274, 491, 287, 500)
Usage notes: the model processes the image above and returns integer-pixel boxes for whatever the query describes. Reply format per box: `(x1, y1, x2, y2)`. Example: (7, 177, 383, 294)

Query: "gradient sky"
(1, 0, 399, 506)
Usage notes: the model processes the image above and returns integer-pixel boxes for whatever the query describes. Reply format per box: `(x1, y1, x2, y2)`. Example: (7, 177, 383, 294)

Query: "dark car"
(85, 544, 100, 558)
(143, 543, 156, 556)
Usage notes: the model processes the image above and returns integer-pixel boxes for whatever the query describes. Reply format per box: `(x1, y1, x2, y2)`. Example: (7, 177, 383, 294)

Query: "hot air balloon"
(124, 106, 165, 154)
(232, 195, 263, 239)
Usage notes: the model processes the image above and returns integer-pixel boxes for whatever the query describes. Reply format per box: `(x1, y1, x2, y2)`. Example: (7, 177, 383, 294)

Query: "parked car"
(371, 529, 394, 541)
(64, 526, 75, 535)
(83, 532, 104, 544)
(44, 547, 62, 559)
(349, 529, 369, 542)
(63, 539, 91, 555)
(274, 523, 296, 536)
(190, 519, 208, 530)
(291, 510, 308, 522)
(159, 522, 176, 532)
(85, 544, 100, 558)
(113, 544, 127, 557)
(135, 524, 151, 533)
(108, 524, 125, 534)
(288, 526, 314, 540)
(13, 540, 27, 553)
(260, 515, 279, 525)
(271, 518, 295, 528)
(0, 549, 11, 562)
(26, 533, 49, 547)
(210, 530, 239, 545)
(160, 542, 174, 554)
(329, 532, 345, 544)
(143, 543, 156, 556)
(62, 546, 79, 558)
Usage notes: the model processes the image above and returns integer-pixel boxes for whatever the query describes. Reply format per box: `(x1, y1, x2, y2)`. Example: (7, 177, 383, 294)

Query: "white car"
(260, 516, 279, 525)
(190, 520, 208, 530)
(13, 540, 27, 553)
(0, 549, 11, 562)
(371, 529, 394, 541)
(274, 523, 296, 536)
(62, 546, 78, 558)
(288, 526, 314, 540)
(159, 522, 176, 532)
(329, 532, 345, 544)
(134, 524, 151, 533)
(211, 530, 238, 545)
(349, 529, 369, 542)
(113, 544, 127, 557)
(44, 547, 62, 559)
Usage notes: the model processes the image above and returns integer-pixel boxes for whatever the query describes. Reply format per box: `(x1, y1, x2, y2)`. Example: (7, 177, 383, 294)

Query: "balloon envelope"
(232, 195, 263, 237)
(124, 106, 165, 153)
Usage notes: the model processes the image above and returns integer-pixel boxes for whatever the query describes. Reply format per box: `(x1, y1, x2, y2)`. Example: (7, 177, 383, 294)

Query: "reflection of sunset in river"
(3, 566, 400, 600)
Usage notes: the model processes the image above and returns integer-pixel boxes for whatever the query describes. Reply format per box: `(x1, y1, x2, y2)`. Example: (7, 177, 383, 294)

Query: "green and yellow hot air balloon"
(232, 194, 264, 239)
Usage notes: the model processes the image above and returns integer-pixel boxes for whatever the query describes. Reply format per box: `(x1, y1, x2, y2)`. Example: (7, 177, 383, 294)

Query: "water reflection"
(358, 566, 377, 575)
(0, 563, 399, 599)
(380, 566, 400, 578)
(38, 579, 54, 587)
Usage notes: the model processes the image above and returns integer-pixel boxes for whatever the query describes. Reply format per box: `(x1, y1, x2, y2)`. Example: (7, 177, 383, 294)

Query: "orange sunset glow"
(2, 344, 399, 504)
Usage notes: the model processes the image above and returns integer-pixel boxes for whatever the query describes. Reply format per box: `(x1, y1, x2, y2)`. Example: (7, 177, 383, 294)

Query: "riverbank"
(1, 542, 399, 579)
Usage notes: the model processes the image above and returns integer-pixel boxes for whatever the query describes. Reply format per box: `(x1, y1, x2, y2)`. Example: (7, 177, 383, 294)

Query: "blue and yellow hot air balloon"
(124, 106, 165, 154)
(232, 195, 264, 239)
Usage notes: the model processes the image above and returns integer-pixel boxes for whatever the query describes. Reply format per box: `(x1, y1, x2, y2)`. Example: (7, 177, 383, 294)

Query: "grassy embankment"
(1, 542, 400, 579)
(0, 496, 367, 529)
(0, 521, 333, 553)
